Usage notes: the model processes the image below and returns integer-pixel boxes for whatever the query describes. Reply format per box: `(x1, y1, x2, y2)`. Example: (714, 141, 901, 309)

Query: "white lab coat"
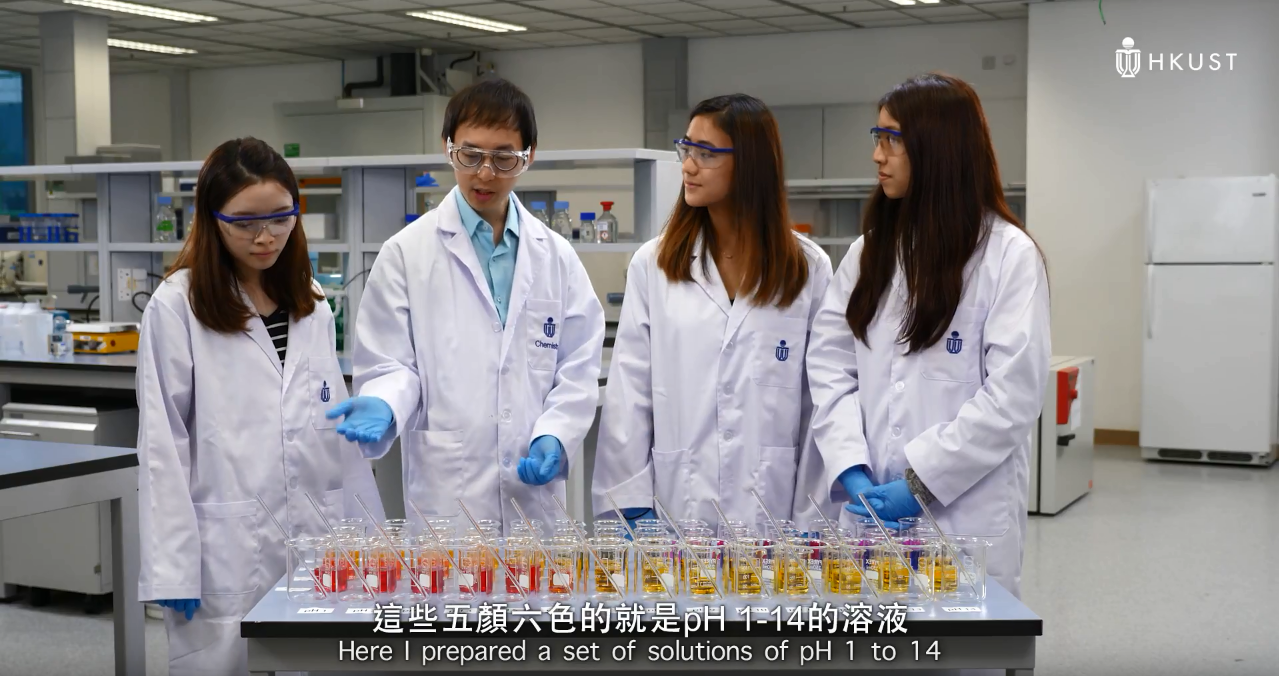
(798, 218, 1050, 597)
(592, 235, 833, 531)
(354, 187, 604, 531)
(135, 269, 384, 676)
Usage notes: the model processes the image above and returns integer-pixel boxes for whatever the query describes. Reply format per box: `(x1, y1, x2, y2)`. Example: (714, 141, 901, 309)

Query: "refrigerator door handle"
(1146, 266, 1155, 340)
(1145, 181, 1156, 264)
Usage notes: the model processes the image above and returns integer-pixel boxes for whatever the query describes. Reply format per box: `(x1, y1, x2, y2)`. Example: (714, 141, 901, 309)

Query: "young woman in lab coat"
(135, 137, 382, 676)
(330, 79, 605, 530)
(802, 73, 1050, 597)
(592, 94, 833, 531)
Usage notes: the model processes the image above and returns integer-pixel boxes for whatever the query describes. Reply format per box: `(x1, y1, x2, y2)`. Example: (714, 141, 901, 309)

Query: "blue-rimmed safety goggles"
(214, 204, 300, 239)
(674, 139, 733, 168)
(870, 127, 905, 154)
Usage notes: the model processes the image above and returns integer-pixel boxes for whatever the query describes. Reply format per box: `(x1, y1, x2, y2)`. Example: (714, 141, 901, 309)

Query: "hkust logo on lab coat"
(775, 340, 789, 362)
(320, 381, 331, 403)
(535, 317, 559, 350)
(946, 331, 963, 355)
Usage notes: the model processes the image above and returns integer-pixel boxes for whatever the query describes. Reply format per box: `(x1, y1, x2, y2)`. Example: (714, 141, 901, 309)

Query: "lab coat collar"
(281, 289, 317, 388)
(499, 195, 547, 362)
(688, 235, 733, 318)
(237, 283, 284, 377)
(438, 187, 499, 315)
(453, 188, 521, 242)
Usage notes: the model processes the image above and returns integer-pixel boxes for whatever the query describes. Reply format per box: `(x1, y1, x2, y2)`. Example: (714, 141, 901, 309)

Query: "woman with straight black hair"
(593, 94, 833, 531)
(802, 73, 1050, 597)
(135, 137, 382, 675)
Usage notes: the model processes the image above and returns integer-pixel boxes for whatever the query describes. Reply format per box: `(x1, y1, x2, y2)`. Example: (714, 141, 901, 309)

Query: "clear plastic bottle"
(529, 201, 550, 227)
(49, 310, 70, 358)
(550, 201, 574, 240)
(155, 196, 176, 243)
(579, 212, 596, 244)
(596, 201, 617, 244)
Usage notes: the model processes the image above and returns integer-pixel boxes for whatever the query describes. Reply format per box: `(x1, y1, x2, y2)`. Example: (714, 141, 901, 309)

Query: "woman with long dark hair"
(803, 73, 1050, 597)
(135, 138, 382, 675)
(592, 94, 832, 531)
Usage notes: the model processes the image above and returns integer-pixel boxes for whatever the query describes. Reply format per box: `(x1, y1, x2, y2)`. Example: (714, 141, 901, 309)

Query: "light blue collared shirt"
(455, 189, 520, 326)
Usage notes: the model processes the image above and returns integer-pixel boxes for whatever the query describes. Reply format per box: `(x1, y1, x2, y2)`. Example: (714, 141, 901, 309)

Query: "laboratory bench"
(241, 575, 1040, 673)
(0, 439, 144, 676)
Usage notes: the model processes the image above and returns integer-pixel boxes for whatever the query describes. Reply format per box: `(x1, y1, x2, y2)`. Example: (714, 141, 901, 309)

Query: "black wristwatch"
(905, 468, 937, 506)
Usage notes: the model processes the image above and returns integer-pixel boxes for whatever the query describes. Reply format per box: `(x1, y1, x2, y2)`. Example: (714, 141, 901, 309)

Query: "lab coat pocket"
(921, 307, 986, 384)
(192, 501, 260, 597)
(751, 317, 808, 389)
(755, 446, 799, 520)
(651, 447, 691, 510)
(526, 299, 563, 372)
(308, 358, 346, 430)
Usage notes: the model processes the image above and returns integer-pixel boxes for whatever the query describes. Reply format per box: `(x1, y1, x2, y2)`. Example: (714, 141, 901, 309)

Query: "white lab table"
(0, 440, 144, 676)
(241, 575, 1040, 673)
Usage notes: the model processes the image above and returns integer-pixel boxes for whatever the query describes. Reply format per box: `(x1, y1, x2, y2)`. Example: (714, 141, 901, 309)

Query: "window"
(0, 68, 32, 216)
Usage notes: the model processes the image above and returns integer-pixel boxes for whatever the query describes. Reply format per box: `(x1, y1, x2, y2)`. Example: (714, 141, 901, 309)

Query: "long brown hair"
(656, 94, 808, 308)
(846, 73, 1033, 353)
(170, 137, 319, 333)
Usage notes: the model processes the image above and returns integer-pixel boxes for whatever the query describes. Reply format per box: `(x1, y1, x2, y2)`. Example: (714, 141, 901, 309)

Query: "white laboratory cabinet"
(1029, 356, 1095, 515)
(0, 403, 137, 598)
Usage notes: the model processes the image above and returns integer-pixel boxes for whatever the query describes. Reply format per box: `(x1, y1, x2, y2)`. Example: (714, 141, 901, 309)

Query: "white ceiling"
(0, 0, 1035, 73)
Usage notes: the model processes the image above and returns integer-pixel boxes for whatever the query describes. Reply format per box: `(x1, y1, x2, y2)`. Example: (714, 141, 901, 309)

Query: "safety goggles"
(214, 204, 299, 239)
(674, 139, 733, 169)
(870, 127, 905, 155)
(447, 139, 531, 177)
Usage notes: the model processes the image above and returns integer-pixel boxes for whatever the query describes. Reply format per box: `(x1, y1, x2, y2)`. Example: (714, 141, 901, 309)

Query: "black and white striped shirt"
(261, 307, 289, 365)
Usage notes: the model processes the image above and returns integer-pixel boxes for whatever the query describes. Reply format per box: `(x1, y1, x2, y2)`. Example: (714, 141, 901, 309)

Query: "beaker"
(545, 537, 581, 600)
(286, 537, 330, 602)
(871, 538, 931, 602)
(361, 536, 401, 597)
(730, 538, 776, 600)
(338, 518, 368, 538)
(498, 535, 542, 600)
(930, 536, 989, 601)
(778, 537, 825, 600)
(407, 535, 450, 598)
(681, 537, 723, 599)
(456, 536, 495, 596)
(634, 537, 677, 599)
(588, 535, 628, 601)
(823, 539, 876, 598)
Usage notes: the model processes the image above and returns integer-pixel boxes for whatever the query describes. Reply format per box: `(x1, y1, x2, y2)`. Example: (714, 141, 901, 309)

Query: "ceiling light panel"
(64, 0, 218, 23)
(107, 38, 197, 54)
(405, 10, 527, 33)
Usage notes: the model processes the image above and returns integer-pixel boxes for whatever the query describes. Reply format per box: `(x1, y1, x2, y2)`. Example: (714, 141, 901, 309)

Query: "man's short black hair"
(441, 78, 537, 149)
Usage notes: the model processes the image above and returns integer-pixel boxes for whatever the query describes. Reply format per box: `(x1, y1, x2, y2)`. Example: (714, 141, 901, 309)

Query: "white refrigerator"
(1140, 175, 1279, 466)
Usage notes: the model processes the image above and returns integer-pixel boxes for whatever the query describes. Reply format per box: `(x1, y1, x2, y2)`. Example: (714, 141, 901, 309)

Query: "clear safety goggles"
(214, 204, 299, 240)
(870, 127, 905, 155)
(674, 139, 733, 169)
(447, 139, 531, 177)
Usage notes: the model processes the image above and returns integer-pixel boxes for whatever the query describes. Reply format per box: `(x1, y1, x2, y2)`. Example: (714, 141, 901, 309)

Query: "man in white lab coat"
(328, 79, 605, 530)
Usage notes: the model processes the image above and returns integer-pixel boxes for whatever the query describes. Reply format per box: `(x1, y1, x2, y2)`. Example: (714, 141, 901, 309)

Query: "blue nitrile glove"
(845, 479, 921, 524)
(838, 465, 885, 515)
(155, 598, 200, 621)
(517, 435, 564, 486)
(326, 396, 394, 444)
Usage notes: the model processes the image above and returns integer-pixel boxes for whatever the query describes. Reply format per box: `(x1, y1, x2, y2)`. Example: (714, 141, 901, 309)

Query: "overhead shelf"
(0, 243, 99, 252)
(0, 149, 680, 180)
(107, 243, 184, 253)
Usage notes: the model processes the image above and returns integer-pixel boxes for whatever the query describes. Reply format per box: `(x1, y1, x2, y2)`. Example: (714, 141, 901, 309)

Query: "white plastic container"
(17, 303, 45, 357)
(0, 303, 17, 352)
